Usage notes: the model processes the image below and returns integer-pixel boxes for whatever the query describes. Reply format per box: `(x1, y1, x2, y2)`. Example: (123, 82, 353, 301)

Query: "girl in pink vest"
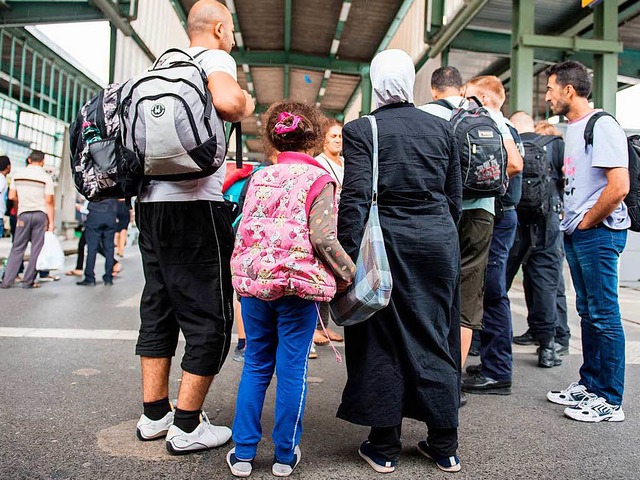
(227, 101, 355, 478)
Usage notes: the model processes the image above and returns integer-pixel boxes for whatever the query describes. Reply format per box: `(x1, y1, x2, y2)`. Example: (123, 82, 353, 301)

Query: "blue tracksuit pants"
(232, 295, 317, 463)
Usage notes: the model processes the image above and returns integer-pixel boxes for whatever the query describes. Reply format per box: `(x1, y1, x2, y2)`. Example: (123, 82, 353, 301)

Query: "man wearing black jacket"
(506, 111, 567, 367)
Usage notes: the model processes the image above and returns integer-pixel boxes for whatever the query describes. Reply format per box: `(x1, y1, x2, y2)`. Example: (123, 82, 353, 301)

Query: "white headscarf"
(370, 49, 415, 108)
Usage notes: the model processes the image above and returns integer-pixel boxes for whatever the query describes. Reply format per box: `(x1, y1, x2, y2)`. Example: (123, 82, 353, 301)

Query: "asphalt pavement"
(1, 244, 639, 479)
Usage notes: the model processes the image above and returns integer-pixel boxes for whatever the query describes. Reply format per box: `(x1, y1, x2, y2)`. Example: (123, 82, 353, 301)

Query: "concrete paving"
(1, 244, 639, 479)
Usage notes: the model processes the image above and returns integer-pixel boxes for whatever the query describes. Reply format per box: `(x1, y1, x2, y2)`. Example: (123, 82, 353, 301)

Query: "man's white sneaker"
(136, 410, 174, 441)
(166, 411, 232, 455)
(547, 382, 590, 407)
(564, 394, 625, 423)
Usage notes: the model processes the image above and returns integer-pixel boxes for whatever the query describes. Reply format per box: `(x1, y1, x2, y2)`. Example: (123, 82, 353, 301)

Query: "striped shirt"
(11, 165, 54, 216)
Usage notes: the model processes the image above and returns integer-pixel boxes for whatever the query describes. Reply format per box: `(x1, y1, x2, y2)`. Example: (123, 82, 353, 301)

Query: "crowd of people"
(1, 0, 632, 477)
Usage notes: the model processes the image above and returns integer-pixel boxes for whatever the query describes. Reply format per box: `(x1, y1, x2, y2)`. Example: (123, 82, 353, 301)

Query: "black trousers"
(369, 424, 458, 460)
(506, 214, 569, 345)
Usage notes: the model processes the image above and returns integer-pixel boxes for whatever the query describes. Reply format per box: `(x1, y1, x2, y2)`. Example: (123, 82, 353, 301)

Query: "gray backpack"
(119, 48, 226, 180)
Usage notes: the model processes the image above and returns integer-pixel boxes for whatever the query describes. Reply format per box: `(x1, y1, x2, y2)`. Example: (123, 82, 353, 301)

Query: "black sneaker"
(76, 279, 96, 286)
(462, 373, 511, 395)
(358, 441, 396, 473)
(513, 330, 538, 346)
(417, 441, 461, 472)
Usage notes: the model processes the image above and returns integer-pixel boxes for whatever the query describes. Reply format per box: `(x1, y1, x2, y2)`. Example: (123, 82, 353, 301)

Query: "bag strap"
(226, 122, 243, 168)
(365, 115, 379, 204)
(526, 134, 561, 151)
(152, 48, 196, 69)
(584, 111, 616, 152)
(432, 99, 455, 110)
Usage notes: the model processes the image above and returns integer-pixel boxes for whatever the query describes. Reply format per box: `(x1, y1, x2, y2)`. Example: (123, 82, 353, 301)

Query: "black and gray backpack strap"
(432, 99, 455, 110)
(226, 122, 243, 169)
(584, 111, 616, 151)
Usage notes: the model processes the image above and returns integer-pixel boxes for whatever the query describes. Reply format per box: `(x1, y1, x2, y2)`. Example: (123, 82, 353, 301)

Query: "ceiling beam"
(341, 0, 417, 117)
(375, 0, 415, 54)
(315, 0, 353, 107)
(230, 50, 366, 75)
(168, 0, 187, 29)
(227, 0, 256, 147)
(416, 0, 489, 71)
(449, 28, 640, 79)
(0, 1, 104, 26)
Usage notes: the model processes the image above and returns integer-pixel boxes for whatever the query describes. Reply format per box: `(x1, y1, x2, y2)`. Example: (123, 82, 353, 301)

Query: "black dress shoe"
(513, 330, 538, 346)
(538, 341, 563, 368)
(465, 363, 482, 376)
(462, 374, 511, 395)
(76, 279, 96, 286)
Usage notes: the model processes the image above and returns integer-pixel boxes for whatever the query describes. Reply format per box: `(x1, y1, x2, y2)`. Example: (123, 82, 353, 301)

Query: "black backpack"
(69, 83, 143, 201)
(517, 135, 559, 225)
(443, 97, 508, 199)
(584, 112, 640, 232)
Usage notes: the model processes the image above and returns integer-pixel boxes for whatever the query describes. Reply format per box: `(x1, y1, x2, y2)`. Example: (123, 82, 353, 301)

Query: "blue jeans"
(84, 212, 117, 282)
(480, 209, 518, 382)
(564, 227, 627, 406)
(232, 296, 317, 463)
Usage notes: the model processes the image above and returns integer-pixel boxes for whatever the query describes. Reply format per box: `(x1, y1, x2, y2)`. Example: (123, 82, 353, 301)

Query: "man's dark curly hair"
(546, 61, 592, 99)
(263, 101, 324, 154)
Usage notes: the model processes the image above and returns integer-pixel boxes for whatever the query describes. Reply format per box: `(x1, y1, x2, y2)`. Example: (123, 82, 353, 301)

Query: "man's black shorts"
(135, 200, 235, 376)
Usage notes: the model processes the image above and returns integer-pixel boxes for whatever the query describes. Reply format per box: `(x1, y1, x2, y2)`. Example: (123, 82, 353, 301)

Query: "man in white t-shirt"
(134, 0, 255, 454)
(544, 61, 629, 423)
(0, 155, 10, 238)
(1, 150, 54, 289)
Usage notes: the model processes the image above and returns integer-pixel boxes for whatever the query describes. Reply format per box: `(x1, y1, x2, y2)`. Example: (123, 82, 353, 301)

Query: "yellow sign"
(582, 0, 603, 7)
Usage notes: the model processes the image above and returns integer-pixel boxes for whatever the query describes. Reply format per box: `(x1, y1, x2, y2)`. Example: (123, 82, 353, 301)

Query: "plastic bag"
(36, 232, 65, 271)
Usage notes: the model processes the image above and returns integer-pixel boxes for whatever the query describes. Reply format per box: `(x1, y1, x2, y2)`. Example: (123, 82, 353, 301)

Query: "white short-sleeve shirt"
(139, 47, 238, 203)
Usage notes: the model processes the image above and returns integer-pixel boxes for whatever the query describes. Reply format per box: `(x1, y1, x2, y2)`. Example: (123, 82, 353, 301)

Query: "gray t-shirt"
(561, 110, 630, 234)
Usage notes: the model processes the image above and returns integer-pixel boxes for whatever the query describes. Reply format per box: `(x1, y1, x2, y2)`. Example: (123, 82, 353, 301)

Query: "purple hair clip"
(274, 111, 302, 135)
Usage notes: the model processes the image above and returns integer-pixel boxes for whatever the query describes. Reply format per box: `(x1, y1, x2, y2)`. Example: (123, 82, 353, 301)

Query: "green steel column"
(19, 43, 27, 104)
(39, 58, 47, 112)
(509, 0, 535, 114)
(30, 48, 37, 108)
(592, 0, 617, 114)
(109, 25, 117, 84)
(48, 64, 56, 116)
(14, 107, 21, 139)
(359, 66, 372, 116)
(442, 46, 450, 67)
(284, 0, 292, 99)
(8, 37, 16, 99)
(284, 65, 290, 99)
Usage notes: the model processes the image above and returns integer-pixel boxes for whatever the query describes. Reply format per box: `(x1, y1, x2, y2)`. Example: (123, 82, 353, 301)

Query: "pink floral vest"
(231, 152, 337, 302)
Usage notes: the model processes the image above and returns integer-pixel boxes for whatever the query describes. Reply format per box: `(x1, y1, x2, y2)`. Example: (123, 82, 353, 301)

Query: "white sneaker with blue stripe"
(547, 382, 590, 407)
(564, 394, 625, 423)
